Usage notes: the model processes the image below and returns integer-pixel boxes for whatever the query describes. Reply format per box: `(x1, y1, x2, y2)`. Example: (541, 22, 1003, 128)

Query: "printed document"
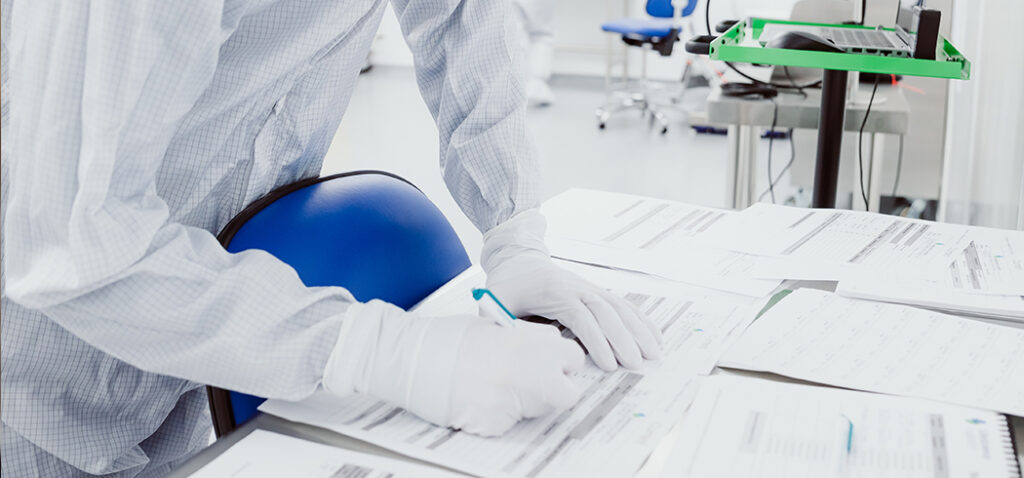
(716, 204, 1024, 297)
(261, 264, 757, 478)
(712, 203, 973, 279)
(542, 189, 781, 297)
(837, 228, 1024, 315)
(719, 289, 1024, 417)
(190, 430, 461, 477)
(940, 230, 1024, 295)
(542, 189, 733, 248)
(661, 376, 1019, 478)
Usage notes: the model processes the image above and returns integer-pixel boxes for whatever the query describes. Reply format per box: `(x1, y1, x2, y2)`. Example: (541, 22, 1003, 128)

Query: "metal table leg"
(726, 125, 741, 208)
(741, 126, 758, 207)
(852, 132, 888, 212)
(868, 133, 886, 212)
(728, 125, 758, 209)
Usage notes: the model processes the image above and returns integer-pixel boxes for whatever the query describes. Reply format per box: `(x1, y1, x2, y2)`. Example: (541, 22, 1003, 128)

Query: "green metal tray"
(709, 17, 970, 80)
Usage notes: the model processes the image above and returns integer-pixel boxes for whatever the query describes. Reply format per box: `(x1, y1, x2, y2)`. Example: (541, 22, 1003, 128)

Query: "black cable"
(891, 134, 905, 197)
(782, 66, 807, 98)
(759, 128, 796, 202)
(857, 75, 880, 211)
(860, 0, 868, 25)
(721, 82, 778, 98)
(705, 0, 821, 91)
(766, 100, 779, 203)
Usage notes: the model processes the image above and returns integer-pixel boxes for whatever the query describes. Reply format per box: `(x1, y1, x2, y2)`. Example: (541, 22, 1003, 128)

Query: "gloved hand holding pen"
(321, 300, 585, 437)
(481, 209, 664, 372)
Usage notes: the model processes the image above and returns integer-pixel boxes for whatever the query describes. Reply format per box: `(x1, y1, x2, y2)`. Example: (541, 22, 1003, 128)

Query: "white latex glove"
(482, 209, 663, 371)
(321, 300, 584, 437)
(449, 320, 585, 436)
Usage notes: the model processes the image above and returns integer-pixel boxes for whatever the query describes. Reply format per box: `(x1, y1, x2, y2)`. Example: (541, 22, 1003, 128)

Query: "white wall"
(939, 0, 1024, 229)
(370, 0, 799, 80)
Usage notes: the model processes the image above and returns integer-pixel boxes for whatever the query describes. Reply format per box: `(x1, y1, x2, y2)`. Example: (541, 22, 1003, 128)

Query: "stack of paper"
(661, 376, 1020, 478)
(836, 280, 1024, 322)
(705, 202, 1024, 319)
(719, 289, 1024, 417)
(261, 263, 759, 478)
(838, 226, 1024, 320)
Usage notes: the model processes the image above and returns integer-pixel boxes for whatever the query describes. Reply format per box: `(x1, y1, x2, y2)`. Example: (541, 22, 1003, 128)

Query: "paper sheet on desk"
(712, 203, 1024, 296)
(837, 277, 1024, 322)
(660, 376, 1018, 478)
(542, 189, 735, 249)
(719, 289, 1024, 417)
(710, 203, 966, 275)
(831, 228, 1024, 319)
(547, 237, 782, 298)
(541, 189, 781, 297)
(190, 430, 462, 478)
(261, 264, 759, 478)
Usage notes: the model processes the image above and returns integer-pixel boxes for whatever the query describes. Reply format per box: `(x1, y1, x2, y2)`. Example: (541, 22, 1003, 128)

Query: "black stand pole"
(812, 69, 849, 208)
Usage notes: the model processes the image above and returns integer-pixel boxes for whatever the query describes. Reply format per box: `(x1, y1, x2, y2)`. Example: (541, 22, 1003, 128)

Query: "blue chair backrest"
(206, 171, 472, 436)
(646, 0, 699, 19)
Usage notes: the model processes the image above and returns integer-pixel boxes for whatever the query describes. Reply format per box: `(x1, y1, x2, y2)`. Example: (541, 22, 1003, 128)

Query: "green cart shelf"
(703, 17, 970, 209)
(710, 18, 971, 80)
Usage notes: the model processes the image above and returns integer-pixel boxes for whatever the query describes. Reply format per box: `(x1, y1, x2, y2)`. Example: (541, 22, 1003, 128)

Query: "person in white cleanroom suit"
(0, 1, 662, 476)
(514, 0, 558, 106)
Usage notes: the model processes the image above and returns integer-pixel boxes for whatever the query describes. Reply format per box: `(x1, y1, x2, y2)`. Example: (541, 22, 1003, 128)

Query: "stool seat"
(601, 18, 676, 38)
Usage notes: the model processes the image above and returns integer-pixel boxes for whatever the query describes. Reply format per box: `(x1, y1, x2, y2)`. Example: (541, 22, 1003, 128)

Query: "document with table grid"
(661, 376, 1019, 478)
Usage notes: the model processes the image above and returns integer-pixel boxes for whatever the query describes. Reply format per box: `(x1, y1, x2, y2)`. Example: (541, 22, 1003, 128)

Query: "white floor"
(323, 66, 786, 261)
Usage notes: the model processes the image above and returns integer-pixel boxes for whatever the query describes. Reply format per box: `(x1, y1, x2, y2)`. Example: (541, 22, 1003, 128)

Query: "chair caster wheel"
(599, 122, 606, 130)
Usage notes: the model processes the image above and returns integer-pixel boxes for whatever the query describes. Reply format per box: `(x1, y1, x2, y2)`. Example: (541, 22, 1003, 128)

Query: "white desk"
(706, 83, 910, 210)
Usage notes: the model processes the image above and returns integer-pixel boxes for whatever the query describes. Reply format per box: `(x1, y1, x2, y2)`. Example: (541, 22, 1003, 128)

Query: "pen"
(838, 415, 854, 476)
(472, 288, 518, 327)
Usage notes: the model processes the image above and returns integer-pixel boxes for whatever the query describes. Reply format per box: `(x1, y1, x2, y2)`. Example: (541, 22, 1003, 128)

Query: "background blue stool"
(597, 0, 702, 133)
(206, 170, 471, 437)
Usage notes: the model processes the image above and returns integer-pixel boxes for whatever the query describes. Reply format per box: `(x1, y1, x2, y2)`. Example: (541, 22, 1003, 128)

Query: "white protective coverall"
(0, 1, 660, 476)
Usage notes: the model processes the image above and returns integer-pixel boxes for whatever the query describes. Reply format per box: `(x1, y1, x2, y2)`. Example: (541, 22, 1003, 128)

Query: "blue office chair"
(597, 0, 702, 133)
(206, 170, 472, 437)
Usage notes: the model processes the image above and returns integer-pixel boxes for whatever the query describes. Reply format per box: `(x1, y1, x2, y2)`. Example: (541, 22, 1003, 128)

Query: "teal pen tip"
(471, 288, 516, 320)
